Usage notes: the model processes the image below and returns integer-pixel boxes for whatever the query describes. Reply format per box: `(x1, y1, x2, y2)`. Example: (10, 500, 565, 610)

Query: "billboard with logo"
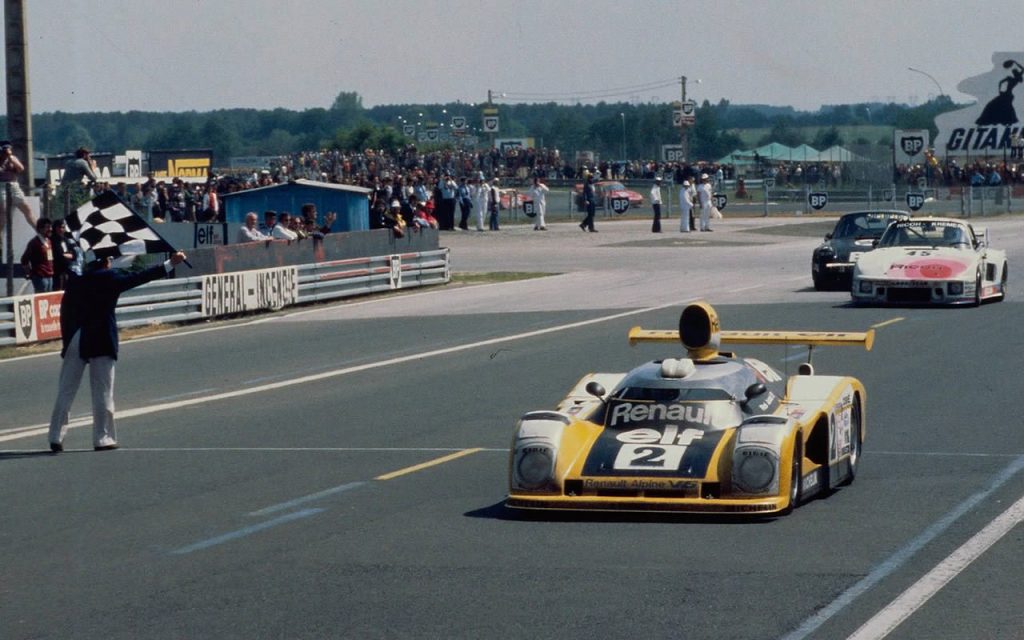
(935, 52, 1024, 158)
(894, 129, 930, 165)
(13, 292, 63, 344)
(149, 149, 213, 179)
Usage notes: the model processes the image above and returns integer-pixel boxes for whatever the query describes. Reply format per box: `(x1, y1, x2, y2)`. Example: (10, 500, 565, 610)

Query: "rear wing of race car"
(628, 328, 875, 351)
(627, 301, 874, 361)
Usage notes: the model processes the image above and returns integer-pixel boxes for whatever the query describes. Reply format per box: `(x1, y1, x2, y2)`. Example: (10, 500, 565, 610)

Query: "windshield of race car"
(878, 220, 972, 248)
(833, 212, 906, 239)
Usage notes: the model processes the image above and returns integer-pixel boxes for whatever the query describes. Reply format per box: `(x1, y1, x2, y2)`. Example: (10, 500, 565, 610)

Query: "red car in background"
(573, 180, 644, 211)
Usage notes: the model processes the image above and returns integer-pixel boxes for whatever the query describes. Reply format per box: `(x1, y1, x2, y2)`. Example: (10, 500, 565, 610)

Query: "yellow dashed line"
(375, 448, 483, 480)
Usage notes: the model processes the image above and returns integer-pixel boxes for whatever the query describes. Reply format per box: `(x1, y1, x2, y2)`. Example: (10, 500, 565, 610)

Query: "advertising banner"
(201, 266, 298, 317)
(934, 52, 1024, 157)
(13, 291, 63, 344)
(894, 129, 930, 165)
(149, 149, 213, 179)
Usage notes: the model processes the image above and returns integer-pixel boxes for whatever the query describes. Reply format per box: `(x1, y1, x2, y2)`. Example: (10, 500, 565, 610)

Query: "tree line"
(3, 91, 958, 165)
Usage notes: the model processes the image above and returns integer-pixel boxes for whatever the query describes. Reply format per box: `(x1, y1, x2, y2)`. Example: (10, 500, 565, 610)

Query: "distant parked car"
(573, 181, 644, 211)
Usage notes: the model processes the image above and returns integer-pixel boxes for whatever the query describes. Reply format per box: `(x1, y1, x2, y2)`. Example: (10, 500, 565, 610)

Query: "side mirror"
(585, 381, 606, 400)
(871, 239, 879, 247)
(744, 382, 767, 402)
(824, 232, 833, 240)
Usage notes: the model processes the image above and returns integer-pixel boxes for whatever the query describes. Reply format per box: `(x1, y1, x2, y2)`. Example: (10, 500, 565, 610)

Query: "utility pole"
(680, 76, 689, 164)
(4, 0, 33, 296)
(4, 1, 32, 187)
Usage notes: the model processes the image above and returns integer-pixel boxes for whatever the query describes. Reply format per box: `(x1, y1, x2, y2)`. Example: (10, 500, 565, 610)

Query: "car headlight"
(815, 246, 834, 258)
(515, 447, 554, 490)
(949, 282, 963, 295)
(859, 280, 873, 293)
(734, 447, 776, 493)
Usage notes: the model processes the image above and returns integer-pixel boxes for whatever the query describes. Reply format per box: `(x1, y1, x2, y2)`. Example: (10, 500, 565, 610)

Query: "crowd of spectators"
(43, 142, 1024, 234)
(895, 157, 1024, 188)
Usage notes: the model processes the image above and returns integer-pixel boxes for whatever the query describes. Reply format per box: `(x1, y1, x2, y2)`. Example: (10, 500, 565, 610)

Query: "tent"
(789, 144, 820, 162)
(753, 142, 796, 161)
(717, 149, 758, 165)
(812, 145, 867, 163)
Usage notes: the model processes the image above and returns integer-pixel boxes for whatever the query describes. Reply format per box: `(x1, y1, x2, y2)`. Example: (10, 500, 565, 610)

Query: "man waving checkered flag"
(66, 190, 178, 261)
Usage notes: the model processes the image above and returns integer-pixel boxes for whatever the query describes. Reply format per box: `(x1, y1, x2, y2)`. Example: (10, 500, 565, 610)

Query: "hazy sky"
(7, 0, 1022, 114)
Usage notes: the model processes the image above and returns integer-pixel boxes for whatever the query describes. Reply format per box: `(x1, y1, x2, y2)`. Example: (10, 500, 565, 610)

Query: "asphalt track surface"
(2, 213, 1024, 640)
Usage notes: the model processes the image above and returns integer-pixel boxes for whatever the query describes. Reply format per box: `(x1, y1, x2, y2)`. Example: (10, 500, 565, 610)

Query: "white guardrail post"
(0, 248, 450, 347)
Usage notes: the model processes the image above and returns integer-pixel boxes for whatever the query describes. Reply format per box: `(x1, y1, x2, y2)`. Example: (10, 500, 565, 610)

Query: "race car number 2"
(613, 444, 687, 470)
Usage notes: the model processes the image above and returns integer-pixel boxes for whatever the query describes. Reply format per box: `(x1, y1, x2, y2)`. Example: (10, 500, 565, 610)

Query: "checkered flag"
(66, 191, 178, 261)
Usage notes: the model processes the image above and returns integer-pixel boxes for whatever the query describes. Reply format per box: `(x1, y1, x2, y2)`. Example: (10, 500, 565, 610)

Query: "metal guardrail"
(0, 248, 450, 346)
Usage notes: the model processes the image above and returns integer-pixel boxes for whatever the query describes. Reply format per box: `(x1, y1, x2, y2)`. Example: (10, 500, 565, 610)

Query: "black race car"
(811, 210, 910, 290)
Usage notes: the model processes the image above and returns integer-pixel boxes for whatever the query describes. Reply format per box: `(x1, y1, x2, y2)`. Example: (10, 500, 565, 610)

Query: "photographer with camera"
(0, 140, 37, 237)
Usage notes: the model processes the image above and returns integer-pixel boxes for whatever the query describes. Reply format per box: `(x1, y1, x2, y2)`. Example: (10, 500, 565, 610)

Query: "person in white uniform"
(527, 176, 550, 230)
(697, 173, 713, 232)
(678, 180, 693, 232)
(471, 175, 489, 231)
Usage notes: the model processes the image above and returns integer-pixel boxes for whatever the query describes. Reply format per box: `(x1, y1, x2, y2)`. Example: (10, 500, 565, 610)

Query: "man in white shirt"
(272, 212, 298, 240)
(649, 177, 663, 233)
(697, 174, 713, 232)
(237, 211, 270, 243)
(678, 180, 693, 233)
(527, 176, 550, 230)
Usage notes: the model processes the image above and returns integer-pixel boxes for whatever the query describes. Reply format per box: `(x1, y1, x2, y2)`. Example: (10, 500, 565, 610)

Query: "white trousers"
(474, 202, 485, 230)
(534, 204, 546, 228)
(700, 205, 712, 231)
(48, 330, 118, 448)
(680, 206, 693, 232)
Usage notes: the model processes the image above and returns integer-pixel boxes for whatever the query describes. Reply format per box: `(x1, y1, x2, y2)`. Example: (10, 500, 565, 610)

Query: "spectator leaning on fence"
(273, 212, 299, 240)
(237, 211, 270, 242)
(21, 217, 54, 293)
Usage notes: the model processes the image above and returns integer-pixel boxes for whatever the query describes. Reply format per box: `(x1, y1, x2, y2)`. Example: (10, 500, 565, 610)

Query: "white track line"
(0, 298, 696, 444)
(781, 454, 1024, 640)
(848, 492, 1024, 640)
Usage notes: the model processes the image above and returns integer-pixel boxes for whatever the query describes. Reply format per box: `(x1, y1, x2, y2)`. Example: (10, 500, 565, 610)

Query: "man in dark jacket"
(47, 251, 187, 452)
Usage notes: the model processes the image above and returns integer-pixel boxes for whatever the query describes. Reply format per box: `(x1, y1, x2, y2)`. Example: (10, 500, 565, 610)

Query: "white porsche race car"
(851, 217, 1007, 306)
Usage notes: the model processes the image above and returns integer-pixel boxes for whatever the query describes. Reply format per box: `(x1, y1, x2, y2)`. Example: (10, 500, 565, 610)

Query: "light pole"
(620, 112, 626, 160)
(907, 67, 946, 101)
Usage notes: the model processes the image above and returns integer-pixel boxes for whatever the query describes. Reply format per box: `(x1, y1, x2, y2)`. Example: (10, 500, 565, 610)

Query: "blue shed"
(222, 179, 371, 231)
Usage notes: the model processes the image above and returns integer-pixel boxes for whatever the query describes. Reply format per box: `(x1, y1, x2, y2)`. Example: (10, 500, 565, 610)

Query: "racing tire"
(973, 271, 982, 307)
(840, 396, 862, 486)
(782, 438, 803, 515)
(998, 263, 1008, 302)
(812, 274, 825, 291)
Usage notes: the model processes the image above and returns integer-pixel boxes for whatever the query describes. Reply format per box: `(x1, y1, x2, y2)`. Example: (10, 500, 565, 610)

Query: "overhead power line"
(492, 77, 682, 104)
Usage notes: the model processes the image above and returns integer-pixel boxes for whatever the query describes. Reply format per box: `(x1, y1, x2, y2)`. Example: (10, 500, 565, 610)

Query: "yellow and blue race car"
(506, 302, 873, 515)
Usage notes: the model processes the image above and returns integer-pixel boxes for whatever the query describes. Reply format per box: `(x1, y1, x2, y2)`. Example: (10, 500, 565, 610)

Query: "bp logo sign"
(808, 192, 829, 210)
(17, 298, 34, 340)
(522, 200, 536, 218)
(901, 136, 924, 155)
(906, 192, 925, 211)
(609, 196, 630, 214)
(451, 116, 467, 130)
(712, 193, 728, 210)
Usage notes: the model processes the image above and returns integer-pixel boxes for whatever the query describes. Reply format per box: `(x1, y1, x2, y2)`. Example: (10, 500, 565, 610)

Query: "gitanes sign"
(935, 52, 1024, 157)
